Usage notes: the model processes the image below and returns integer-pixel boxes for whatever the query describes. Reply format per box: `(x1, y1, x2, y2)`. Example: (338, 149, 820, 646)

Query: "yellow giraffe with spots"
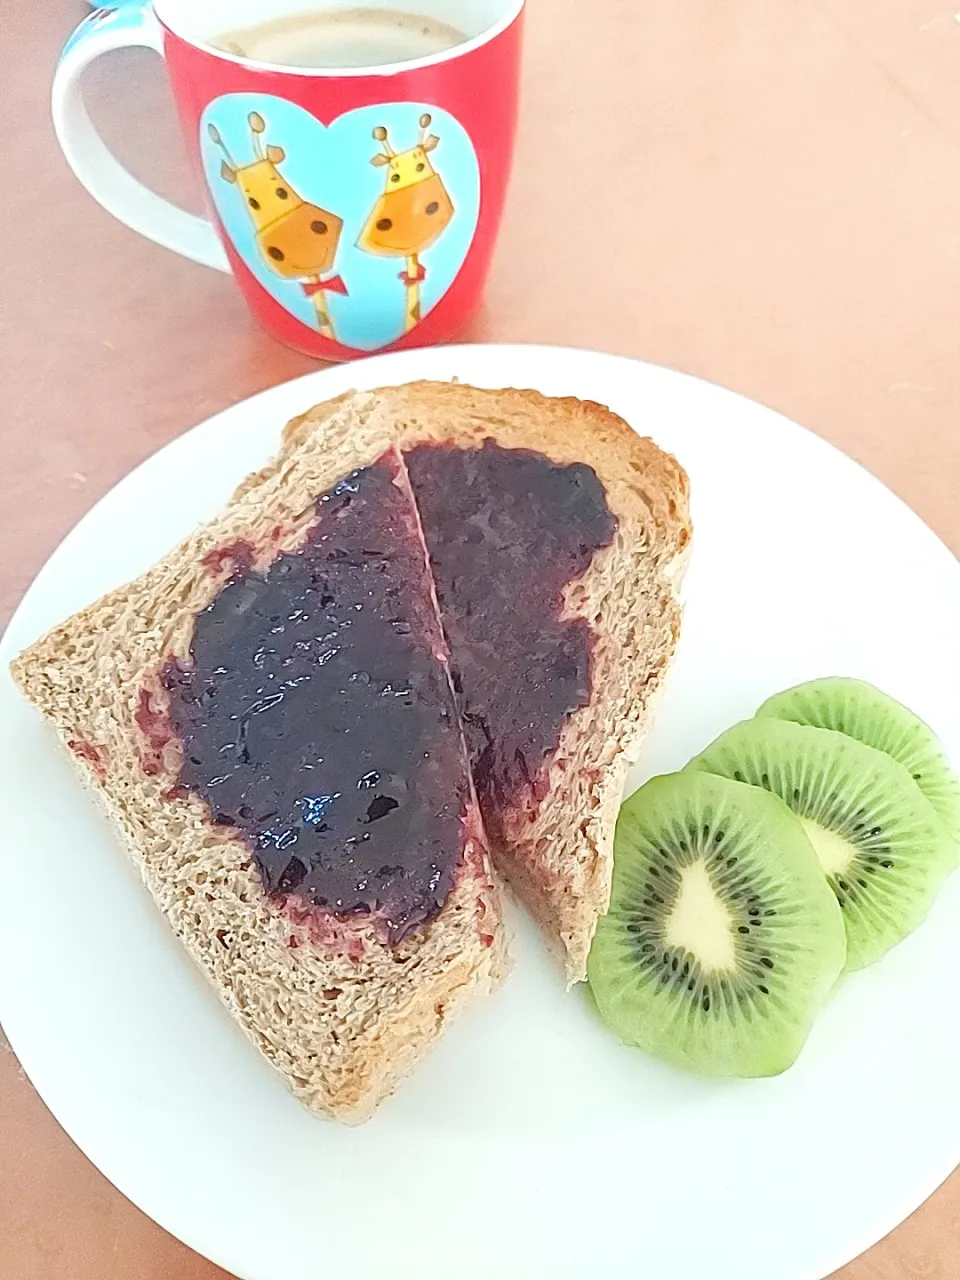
(357, 115, 455, 332)
(208, 113, 346, 340)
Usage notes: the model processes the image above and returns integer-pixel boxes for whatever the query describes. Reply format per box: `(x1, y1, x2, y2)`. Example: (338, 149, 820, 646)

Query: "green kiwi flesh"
(587, 771, 845, 1077)
(757, 677, 960, 844)
(688, 718, 956, 969)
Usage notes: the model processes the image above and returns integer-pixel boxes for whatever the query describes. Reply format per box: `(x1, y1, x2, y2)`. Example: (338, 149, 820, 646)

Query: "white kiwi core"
(664, 860, 735, 972)
(799, 817, 855, 876)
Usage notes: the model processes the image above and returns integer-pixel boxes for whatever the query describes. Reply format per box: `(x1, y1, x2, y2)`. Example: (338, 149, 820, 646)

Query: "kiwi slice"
(587, 771, 845, 1077)
(757, 677, 960, 843)
(688, 718, 956, 969)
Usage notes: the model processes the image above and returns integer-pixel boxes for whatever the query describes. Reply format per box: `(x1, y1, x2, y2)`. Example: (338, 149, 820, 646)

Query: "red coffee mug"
(54, 1, 524, 360)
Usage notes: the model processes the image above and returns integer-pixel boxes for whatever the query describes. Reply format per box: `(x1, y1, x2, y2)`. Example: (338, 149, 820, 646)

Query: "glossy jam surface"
(162, 456, 467, 940)
(405, 441, 617, 824)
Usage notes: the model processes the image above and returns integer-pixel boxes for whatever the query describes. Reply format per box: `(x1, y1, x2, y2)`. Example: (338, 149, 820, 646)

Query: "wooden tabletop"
(4, 0, 960, 1275)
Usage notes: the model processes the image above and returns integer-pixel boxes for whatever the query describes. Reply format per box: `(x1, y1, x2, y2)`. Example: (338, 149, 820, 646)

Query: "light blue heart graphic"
(200, 94, 480, 352)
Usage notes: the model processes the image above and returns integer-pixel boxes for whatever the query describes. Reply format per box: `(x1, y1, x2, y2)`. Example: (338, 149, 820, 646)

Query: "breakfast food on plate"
(756, 677, 960, 844)
(12, 439, 505, 1123)
(687, 719, 956, 969)
(10, 380, 690, 1119)
(245, 382, 691, 981)
(587, 771, 845, 1077)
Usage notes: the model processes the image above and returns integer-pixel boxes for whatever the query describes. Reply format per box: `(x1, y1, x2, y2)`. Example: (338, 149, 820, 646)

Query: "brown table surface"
(4, 0, 960, 1275)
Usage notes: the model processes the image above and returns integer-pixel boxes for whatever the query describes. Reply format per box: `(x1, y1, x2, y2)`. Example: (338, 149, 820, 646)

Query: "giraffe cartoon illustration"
(357, 114, 455, 333)
(207, 113, 347, 340)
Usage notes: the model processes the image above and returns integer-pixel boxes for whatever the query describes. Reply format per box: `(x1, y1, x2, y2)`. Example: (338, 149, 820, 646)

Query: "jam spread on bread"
(405, 441, 616, 830)
(159, 441, 615, 939)
(200, 539, 255, 575)
(161, 455, 468, 941)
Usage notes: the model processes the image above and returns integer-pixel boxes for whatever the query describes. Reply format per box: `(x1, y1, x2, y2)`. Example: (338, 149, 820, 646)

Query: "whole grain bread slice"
(10, 411, 507, 1124)
(243, 382, 692, 981)
(10, 380, 689, 1123)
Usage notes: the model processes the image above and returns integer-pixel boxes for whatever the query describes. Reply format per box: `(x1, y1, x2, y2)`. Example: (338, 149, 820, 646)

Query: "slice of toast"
(11, 380, 689, 1121)
(238, 383, 692, 981)
(10, 416, 507, 1124)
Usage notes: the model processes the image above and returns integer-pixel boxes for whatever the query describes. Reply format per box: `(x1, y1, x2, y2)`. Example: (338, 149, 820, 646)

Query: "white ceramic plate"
(2, 345, 959, 1280)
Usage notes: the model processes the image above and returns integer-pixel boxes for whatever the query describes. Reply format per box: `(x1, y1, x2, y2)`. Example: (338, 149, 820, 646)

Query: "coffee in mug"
(213, 7, 467, 69)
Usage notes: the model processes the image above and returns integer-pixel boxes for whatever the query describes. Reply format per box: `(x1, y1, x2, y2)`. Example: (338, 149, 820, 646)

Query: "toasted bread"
(11, 381, 689, 1122)
(10, 413, 507, 1124)
(238, 382, 691, 980)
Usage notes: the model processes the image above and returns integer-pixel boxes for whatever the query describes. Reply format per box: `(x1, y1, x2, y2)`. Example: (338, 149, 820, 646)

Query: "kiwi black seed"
(757, 677, 960, 844)
(587, 771, 845, 1077)
(687, 718, 956, 969)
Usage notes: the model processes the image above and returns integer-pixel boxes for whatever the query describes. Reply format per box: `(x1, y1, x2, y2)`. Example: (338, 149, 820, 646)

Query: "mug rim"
(152, 0, 525, 78)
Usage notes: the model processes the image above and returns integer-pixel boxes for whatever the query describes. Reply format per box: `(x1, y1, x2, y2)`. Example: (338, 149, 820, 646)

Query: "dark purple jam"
(161, 454, 467, 940)
(404, 441, 617, 826)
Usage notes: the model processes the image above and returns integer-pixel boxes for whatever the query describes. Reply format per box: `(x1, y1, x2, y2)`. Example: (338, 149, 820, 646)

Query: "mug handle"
(52, 5, 229, 272)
